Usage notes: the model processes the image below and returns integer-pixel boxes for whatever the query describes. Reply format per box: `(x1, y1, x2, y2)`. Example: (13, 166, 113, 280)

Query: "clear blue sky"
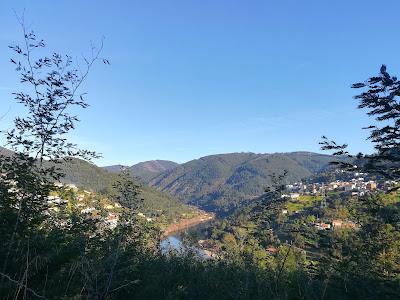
(1, 0, 400, 166)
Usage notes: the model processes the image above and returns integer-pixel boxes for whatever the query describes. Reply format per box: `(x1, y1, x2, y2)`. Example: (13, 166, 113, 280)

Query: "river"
(160, 221, 211, 258)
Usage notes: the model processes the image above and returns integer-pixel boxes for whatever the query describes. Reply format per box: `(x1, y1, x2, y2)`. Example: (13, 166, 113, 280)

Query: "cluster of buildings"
(47, 183, 123, 229)
(48, 183, 161, 231)
(314, 219, 358, 231)
(285, 175, 398, 199)
(279, 174, 397, 233)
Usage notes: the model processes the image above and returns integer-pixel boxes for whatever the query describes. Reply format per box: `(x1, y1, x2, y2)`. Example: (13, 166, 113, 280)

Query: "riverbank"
(161, 212, 215, 238)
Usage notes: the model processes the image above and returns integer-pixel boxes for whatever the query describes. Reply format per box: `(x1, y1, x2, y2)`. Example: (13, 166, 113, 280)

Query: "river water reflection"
(160, 222, 211, 258)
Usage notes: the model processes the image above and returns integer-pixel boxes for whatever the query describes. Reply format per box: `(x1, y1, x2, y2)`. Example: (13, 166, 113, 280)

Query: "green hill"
(55, 158, 191, 218)
(56, 158, 118, 193)
(148, 152, 337, 215)
(0, 148, 190, 219)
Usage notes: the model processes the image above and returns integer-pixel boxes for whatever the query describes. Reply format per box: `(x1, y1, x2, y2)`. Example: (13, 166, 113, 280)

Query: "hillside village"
(285, 172, 398, 198)
(46, 183, 208, 234)
(47, 183, 125, 230)
(281, 173, 399, 232)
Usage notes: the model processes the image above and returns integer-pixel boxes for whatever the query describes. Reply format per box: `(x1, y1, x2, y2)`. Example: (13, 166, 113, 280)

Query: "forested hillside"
(148, 152, 338, 214)
(129, 160, 179, 181)
(64, 152, 340, 216)
(60, 159, 189, 217)
(56, 158, 118, 192)
(0, 147, 190, 219)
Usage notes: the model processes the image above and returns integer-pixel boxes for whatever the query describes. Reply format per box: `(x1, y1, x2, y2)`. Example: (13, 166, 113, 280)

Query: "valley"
(104, 151, 340, 215)
(2, 5, 399, 298)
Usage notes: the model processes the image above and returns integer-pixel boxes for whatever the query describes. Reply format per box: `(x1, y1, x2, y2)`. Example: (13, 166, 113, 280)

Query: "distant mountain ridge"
(147, 152, 338, 215)
(103, 165, 127, 173)
(103, 160, 179, 182)
(129, 160, 179, 181)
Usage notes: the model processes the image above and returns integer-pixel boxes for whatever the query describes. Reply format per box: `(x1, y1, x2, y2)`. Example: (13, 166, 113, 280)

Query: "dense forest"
(0, 24, 399, 300)
(147, 152, 341, 215)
